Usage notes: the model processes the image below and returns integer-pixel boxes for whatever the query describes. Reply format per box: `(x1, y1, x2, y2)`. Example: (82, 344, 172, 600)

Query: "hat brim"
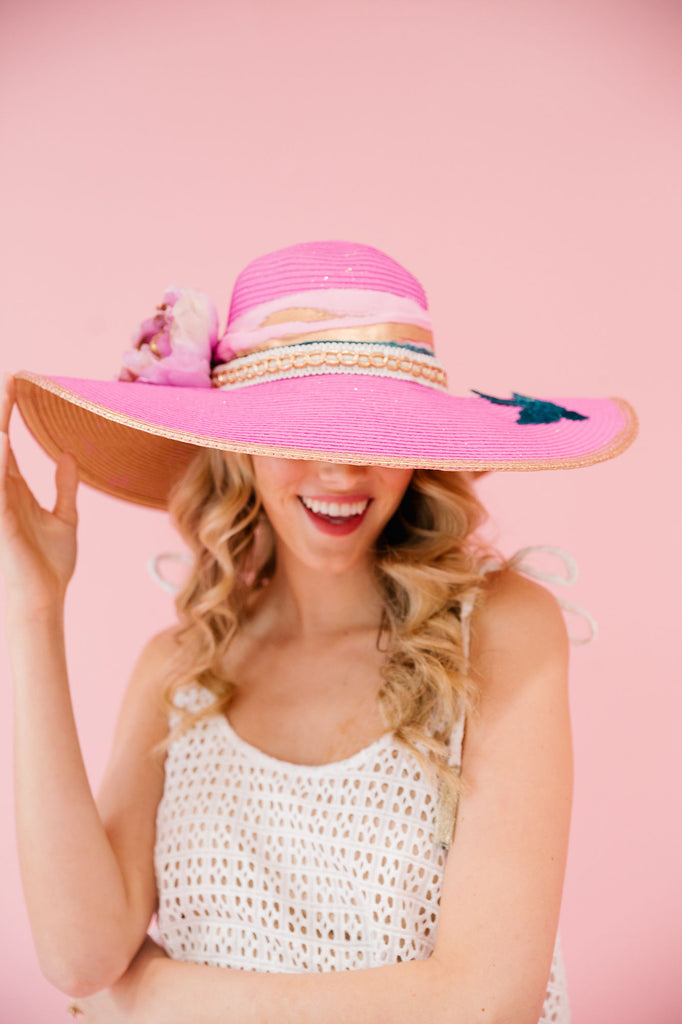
(14, 371, 638, 510)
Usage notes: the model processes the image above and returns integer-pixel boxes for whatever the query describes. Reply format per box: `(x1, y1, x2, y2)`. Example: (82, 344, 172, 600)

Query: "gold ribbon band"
(225, 321, 434, 358)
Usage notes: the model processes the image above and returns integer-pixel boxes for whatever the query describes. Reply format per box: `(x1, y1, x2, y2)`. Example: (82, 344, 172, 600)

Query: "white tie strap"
(507, 545, 598, 646)
(147, 551, 193, 594)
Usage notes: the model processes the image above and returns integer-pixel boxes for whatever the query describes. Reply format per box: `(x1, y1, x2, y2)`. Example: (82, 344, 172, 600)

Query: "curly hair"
(162, 450, 493, 802)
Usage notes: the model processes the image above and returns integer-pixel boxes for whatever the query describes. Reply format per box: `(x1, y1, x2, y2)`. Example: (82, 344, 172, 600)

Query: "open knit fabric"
(154, 679, 570, 1022)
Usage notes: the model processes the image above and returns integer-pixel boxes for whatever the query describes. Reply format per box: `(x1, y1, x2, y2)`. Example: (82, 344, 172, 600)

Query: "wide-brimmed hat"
(14, 240, 637, 509)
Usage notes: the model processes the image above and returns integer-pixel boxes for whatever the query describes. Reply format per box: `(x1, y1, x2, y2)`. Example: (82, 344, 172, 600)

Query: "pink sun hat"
(14, 241, 638, 509)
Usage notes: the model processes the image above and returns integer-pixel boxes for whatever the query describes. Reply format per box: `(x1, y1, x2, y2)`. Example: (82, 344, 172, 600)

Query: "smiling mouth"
(298, 495, 371, 525)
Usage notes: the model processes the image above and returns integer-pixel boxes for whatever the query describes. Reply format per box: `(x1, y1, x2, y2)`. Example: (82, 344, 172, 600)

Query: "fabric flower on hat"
(119, 287, 219, 387)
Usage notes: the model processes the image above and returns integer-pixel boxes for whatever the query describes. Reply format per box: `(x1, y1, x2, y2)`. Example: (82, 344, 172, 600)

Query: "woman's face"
(249, 456, 414, 574)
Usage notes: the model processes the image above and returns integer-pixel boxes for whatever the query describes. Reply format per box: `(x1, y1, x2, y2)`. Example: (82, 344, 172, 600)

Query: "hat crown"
(226, 241, 428, 325)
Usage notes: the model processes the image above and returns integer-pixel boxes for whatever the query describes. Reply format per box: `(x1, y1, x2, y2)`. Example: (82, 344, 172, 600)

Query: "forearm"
(127, 954, 490, 1024)
(10, 602, 139, 994)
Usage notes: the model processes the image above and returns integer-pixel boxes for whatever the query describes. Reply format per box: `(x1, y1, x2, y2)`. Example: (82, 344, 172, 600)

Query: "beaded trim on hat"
(211, 340, 449, 392)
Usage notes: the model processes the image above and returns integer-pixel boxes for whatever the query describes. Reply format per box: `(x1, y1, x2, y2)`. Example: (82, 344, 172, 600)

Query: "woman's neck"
(261, 550, 384, 639)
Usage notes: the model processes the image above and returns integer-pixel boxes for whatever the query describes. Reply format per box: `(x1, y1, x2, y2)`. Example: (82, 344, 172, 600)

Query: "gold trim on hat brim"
(13, 372, 639, 510)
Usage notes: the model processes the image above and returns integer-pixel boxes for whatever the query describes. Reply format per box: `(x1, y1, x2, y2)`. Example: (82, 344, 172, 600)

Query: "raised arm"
(88, 569, 571, 1024)
(1, 376, 168, 996)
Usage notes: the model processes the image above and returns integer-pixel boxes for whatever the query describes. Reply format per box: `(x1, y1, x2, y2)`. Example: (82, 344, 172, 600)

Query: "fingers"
(0, 377, 32, 493)
(0, 427, 23, 507)
(53, 453, 79, 525)
(1, 375, 79, 526)
(0, 373, 16, 435)
(0, 432, 10, 516)
(0, 375, 21, 478)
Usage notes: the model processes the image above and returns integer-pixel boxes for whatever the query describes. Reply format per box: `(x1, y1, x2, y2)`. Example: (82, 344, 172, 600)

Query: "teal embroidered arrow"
(471, 391, 588, 425)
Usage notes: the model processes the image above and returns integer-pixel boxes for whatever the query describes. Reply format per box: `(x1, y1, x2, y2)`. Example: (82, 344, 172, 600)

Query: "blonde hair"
(163, 450, 492, 799)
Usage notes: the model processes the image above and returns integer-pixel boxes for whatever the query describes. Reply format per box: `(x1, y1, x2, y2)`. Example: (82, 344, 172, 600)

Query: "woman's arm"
(82, 569, 572, 1024)
(432, 569, 572, 1021)
(1, 377, 168, 996)
(10, 601, 170, 998)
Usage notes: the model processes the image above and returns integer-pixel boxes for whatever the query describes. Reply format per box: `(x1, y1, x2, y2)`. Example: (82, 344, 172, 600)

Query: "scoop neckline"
(219, 713, 394, 773)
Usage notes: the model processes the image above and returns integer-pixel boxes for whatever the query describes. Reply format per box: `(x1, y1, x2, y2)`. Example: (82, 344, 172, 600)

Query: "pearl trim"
(212, 342, 449, 392)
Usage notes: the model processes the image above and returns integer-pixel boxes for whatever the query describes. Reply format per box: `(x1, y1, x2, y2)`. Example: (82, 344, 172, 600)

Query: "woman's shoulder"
(137, 625, 181, 665)
(124, 626, 183, 699)
(477, 565, 566, 629)
(138, 627, 222, 714)
(471, 567, 569, 671)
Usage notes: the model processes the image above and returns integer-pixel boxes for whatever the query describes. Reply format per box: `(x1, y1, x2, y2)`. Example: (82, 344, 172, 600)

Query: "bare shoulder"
(470, 568, 569, 697)
(127, 626, 181, 692)
(138, 624, 182, 661)
(96, 628, 181, 811)
(475, 566, 568, 647)
(100, 627, 183, 742)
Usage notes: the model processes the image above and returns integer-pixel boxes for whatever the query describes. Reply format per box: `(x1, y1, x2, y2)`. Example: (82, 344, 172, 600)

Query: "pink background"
(1, 1, 680, 1020)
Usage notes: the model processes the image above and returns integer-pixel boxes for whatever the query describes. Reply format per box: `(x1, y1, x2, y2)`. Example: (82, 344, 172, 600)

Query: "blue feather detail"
(471, 390, 588, 425)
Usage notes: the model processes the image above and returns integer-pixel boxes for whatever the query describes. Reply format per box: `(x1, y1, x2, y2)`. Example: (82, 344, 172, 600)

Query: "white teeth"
(300, 497, 369, 518)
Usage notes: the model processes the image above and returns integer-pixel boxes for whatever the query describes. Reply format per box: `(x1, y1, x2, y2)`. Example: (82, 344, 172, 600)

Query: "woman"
(2, 241, 637, 1023)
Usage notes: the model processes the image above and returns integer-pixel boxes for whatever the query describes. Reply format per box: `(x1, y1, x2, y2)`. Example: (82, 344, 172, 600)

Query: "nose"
(315, 461, 367, 485)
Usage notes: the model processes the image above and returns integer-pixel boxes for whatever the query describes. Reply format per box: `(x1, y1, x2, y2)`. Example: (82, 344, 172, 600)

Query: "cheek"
(381, 469, 414, 509)
(252, 457, 306, 500)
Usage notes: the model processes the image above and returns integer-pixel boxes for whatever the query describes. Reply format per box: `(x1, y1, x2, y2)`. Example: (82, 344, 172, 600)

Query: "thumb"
(53, 452, 79, 525)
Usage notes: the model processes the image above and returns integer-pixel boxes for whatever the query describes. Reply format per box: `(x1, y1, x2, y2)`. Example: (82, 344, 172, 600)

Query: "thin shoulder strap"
(432, 595, 474, 849)
(458, 593, 475, 664)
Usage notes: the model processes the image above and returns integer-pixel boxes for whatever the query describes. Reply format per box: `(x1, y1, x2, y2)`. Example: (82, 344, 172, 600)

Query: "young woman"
(2, 241, 637, 1023)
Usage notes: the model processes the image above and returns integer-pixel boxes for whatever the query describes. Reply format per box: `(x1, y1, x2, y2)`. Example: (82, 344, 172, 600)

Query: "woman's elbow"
(429, 955, 547, 1024)
(38, 943, 133, 998)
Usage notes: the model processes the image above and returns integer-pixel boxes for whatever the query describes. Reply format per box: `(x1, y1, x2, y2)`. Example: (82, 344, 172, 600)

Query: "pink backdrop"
(1, 1, 680, 1020)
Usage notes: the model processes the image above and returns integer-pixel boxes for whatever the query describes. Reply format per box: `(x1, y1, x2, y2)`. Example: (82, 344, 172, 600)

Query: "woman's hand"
(67, 937, 169, 1024)
(0, 374, 79, 611)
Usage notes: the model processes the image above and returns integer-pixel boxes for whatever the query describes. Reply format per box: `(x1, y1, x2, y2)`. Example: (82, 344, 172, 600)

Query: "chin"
(295, 541, 374, 576)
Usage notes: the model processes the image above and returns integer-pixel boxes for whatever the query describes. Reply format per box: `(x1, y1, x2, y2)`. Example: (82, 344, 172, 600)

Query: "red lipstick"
(297, 496, 371, 536)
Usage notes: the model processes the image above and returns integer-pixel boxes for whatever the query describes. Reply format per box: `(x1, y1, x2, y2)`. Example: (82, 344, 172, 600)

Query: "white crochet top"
(154, 681, 569, 1022)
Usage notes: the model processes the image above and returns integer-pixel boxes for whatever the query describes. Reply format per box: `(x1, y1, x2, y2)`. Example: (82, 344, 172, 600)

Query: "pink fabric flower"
(119, 287, 219, 387)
